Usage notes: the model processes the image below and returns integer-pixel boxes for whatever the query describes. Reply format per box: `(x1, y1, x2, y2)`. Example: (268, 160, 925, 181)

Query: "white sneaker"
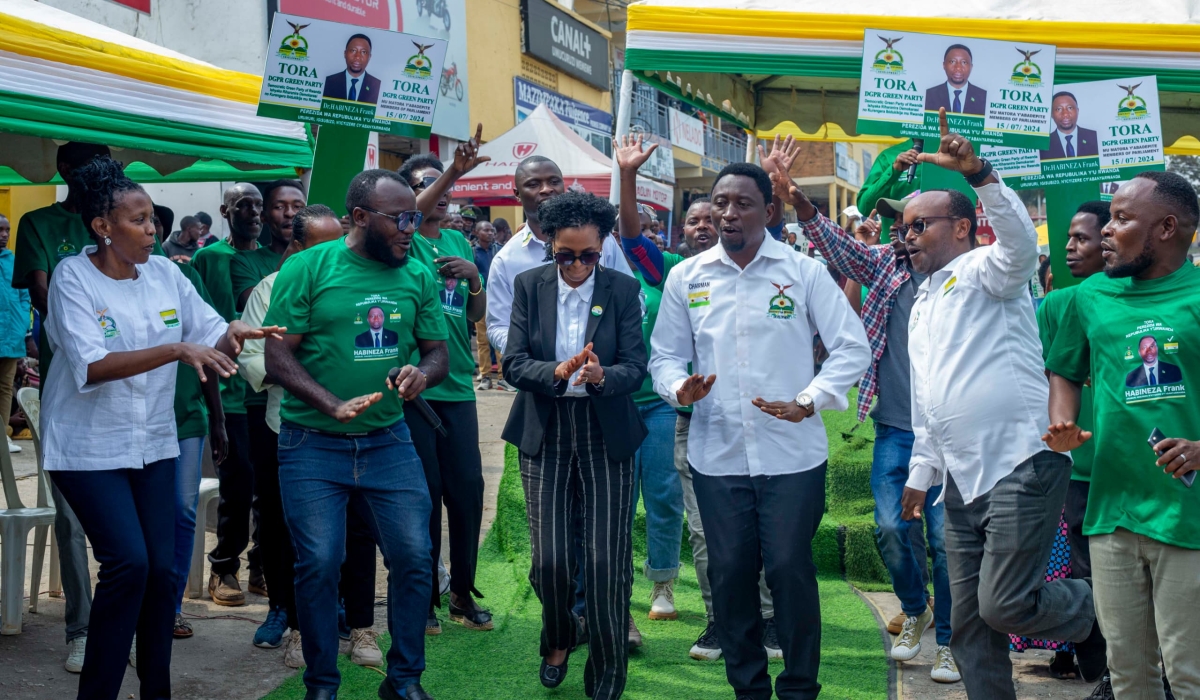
(931, 645, 962, 683)
(8, 436, 20, 453)
(476, 377, 493, 391)
(648, 580, 677, 620)
(349, 628, 384, 667)
(496, 379, 517, 393)
(891, 606, 933, 662)
(128, 633, 136, 668)
(64, 637, 86, 673)
(283, 629, 305, 669)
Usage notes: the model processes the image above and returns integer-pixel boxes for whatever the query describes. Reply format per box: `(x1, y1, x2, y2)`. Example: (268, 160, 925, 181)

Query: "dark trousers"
(52, 460, 176, 700)
(1064, 479, 1105, 661)
(208, 413, 262, 576)
(691, 464, 827, 700)
(247, 405, 297, 625)
(944, 451, 1096, 700)
(518, 398, 634, 700)
(342, 499, 380, 630)
(405, 399, 485, 607)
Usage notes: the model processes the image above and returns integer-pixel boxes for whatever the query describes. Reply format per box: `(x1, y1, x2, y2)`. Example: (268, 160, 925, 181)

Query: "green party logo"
(1117, 83, 1149, 120)
(1010, 48, 1043, 86)
(96, 308, 120, 339)
(277, 21, 311, 60)
(871, 36, 905, 74)
(403, 42, 435, 78)
(766, 282, 797, 320)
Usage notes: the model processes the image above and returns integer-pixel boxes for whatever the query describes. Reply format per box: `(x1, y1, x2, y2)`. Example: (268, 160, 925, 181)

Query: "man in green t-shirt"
(397, 145, 493, 635)
(1034, 199, 1108, 692)
(264, 169, 448, 700)
(192, 182, 265, 607)
(11, 140, 109, 671)
(1045, 171, 1200, 699)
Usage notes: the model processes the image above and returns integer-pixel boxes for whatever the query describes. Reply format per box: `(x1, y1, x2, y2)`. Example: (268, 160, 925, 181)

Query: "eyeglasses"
(553, 250, 601, 267)
(894, 216, 963, 238)
(411, 175, 439, 192)
(358, 207, 424, 230)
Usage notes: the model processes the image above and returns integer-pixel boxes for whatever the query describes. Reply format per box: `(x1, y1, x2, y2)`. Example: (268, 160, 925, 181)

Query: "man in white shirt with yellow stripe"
(650, 162, 870, 700)
(897, 111, 1103, 699)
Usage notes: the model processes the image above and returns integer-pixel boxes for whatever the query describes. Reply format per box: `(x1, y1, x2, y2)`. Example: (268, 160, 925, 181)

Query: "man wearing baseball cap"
(801, 190, 960, 683)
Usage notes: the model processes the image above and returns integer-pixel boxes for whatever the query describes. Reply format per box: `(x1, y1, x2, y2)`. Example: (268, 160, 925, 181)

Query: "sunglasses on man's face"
(359, 207, 423, 231)
(894, 216, 963, 238)
(553, 250, 601, 267)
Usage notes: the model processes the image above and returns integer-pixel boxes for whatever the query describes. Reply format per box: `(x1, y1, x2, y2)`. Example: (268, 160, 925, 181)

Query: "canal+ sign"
(522, 0, 609, 91)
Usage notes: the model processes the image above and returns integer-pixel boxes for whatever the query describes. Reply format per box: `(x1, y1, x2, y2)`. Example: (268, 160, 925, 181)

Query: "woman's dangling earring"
(103, 236, 112, 245)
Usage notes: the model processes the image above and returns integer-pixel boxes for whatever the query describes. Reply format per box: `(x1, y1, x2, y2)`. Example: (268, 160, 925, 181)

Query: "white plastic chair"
(1, 388, 55, 634)
(186, 445, 220, 600)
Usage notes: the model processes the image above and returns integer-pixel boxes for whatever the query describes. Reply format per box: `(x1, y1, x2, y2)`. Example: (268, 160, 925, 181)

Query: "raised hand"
(676, 373, 716, 407)
(915, 108, 984, 175)
(758, 134, 800, 178)
(855, 210, 882, 245)
(450, 123, 491, 176)
(615, 133, 659, 173)
(1042, 421, 1093, 453)
(555, 342, 593, 382)
(573, 348, 604, 386)
(333, 393, 382, 423)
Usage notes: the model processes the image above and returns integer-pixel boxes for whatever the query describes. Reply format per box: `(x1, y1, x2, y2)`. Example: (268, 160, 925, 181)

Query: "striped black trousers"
(519, 397, 634, 700)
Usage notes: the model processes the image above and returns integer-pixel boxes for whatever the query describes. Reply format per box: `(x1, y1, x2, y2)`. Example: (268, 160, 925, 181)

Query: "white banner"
(669, 107, 705, 155)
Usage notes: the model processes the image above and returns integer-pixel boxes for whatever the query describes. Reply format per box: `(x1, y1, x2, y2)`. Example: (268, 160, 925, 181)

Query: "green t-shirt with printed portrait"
(230, 246, 281, 407)
(633, 252, 684, 405)
(408, 229, 476, 403)
(1046, 263, 1200, 550)
(264, 239, 449, 434)
(174, 261, 215, 440)
(191, 239, 247, 414)
(12, 202, 93, 381)
(1036, 286, 1095, 482)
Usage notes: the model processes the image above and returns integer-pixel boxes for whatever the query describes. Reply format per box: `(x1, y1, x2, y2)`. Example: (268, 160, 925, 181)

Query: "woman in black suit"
(501, 192, 648, 699)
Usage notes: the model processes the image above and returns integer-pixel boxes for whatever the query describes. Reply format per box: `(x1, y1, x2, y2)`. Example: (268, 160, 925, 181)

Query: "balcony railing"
(624, 79, 746, 170)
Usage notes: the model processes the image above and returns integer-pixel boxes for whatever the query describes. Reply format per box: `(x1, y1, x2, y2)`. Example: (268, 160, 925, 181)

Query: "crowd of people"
(7, 106, 1198, 700)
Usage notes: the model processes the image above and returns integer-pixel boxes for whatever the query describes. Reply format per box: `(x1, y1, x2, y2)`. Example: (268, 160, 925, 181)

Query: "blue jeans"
(172, 436, 205, 613)
(631, 400, 684, 581)
(278, 421, 432, 695)
(872, 423, 951, 646)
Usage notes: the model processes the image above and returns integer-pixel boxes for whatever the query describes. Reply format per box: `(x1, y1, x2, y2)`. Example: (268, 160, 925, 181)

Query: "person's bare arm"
(28, 270, 48, 319)
(87, 343, 237, 385)
(1042, 372, 1091, 452)
(200, 366, 229, 465)
(265, 333, 382, 422)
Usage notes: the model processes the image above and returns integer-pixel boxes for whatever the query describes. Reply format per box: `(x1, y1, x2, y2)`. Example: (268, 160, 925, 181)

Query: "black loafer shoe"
(448, 600, 494, 631)
(540, 657, 569, 688)
(378, 680, 434, 700)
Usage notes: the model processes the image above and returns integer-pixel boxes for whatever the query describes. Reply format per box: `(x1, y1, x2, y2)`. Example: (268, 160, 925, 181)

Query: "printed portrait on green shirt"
(1121, 326, 1186, 402)
(352, 303, 402, 354)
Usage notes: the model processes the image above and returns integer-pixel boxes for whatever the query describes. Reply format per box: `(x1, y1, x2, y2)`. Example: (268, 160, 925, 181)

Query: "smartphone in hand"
(1149, 427, 1195, 488)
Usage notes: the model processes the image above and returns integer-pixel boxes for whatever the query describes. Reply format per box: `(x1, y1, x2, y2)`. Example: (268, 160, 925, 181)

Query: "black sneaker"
(1086, 675, 1113, 700)
(425, 608, 442, 636)
(762, 617, 782, 660)
(1074, 619, 1108, 683)
(689, 620, 722, 660)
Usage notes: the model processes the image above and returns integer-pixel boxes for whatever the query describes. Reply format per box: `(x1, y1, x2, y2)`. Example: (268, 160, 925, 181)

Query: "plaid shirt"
(801, 214, 909, 422)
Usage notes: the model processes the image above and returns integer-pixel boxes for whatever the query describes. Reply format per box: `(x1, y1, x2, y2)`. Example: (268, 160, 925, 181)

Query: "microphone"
(388, 367, 448, 437)
(907, 138, 924, 183)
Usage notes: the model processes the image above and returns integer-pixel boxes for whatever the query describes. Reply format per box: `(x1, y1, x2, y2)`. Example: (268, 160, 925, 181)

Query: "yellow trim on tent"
(0, 9, 262, 105)
(757, 122, 904, 145)
(627, 6, 1200, 53)
(1166, 136, 1200, 156)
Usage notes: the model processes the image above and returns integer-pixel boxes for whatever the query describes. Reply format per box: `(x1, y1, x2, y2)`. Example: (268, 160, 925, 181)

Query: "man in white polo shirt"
(650, 161, 870, 700)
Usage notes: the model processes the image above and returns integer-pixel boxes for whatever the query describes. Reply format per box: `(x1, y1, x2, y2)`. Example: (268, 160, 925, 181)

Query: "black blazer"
(1040, 127, 1100, 160)
(322, 71, 382, 104)
(501, 264, 648, 462)
(924, 82, 987, 116)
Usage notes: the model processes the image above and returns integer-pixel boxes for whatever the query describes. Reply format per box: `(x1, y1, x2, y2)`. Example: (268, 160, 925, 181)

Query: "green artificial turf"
(262, 425, 890, 700)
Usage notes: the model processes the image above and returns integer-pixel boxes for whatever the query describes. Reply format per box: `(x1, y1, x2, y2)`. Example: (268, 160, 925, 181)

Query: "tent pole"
(746, 133, 758, 163)
(610, 69, 635, 205)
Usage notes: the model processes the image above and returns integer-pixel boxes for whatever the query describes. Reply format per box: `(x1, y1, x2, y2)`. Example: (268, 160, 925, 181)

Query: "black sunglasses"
(894, 216, 964, 238)
(411, 175, 440, 192)
(553, 250, 601, 267)
(358, 207, 423, 230)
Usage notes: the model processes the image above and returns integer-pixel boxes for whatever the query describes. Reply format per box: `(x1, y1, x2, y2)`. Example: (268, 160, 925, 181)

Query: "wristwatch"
(964, 158, 994, 187)
(795, 393, 815, 416)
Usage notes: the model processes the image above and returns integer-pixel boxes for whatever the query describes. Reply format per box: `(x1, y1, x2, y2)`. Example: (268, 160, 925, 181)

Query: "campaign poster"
(276, 0, 472, 141)
(856, 29, 1056, 149)
(257, 13, 446, 138)
(982, 77, 1164, 189)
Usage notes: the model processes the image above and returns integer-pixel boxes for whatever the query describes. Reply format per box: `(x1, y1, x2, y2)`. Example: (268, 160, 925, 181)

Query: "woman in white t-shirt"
(43, 156, 280, 700)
